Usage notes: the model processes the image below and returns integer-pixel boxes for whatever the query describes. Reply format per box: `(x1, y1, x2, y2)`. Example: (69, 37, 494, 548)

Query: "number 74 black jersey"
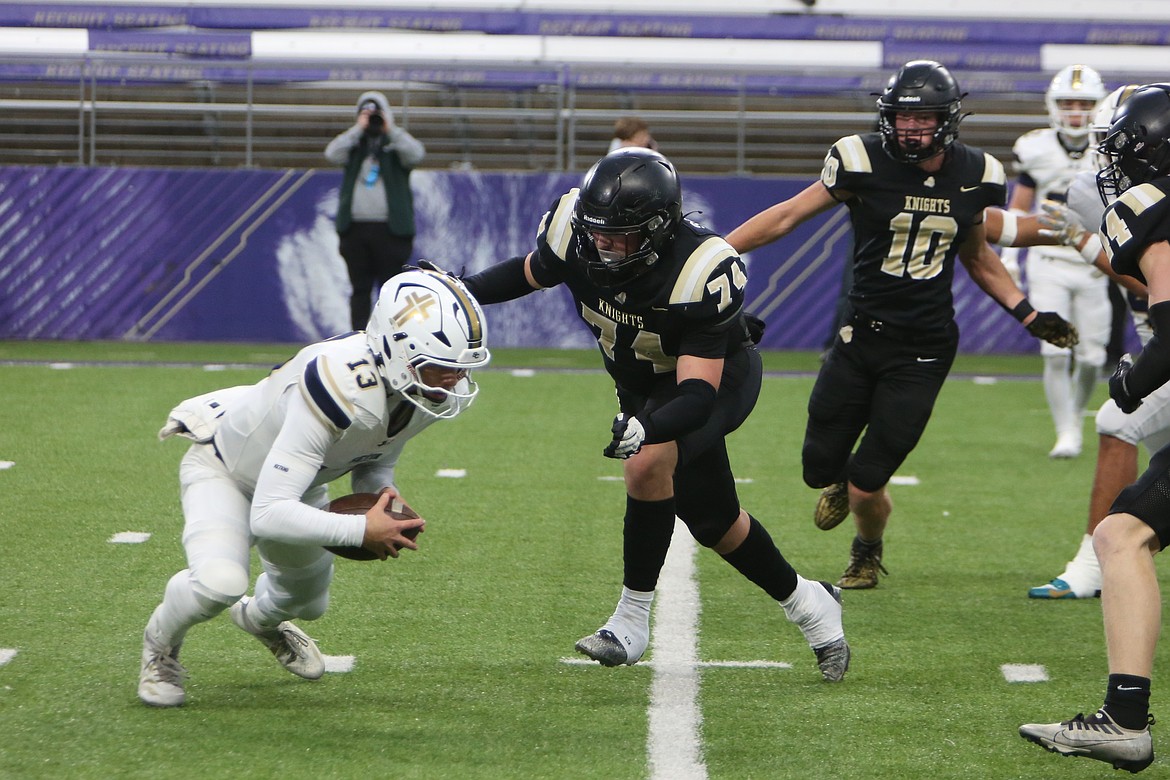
(822, 132, 1007, 331)
(1102, 178, 1170, 286)
(527, 188, 749, 396)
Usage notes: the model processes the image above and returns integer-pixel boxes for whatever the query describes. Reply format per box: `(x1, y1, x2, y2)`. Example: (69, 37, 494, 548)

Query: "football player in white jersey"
(1001, 64, 1109, 458)
(137, 268, 490, 707)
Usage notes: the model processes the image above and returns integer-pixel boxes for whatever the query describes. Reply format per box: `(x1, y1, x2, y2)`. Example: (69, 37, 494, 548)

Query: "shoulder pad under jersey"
(980, 152, 1008, 188)
(667, 236, 746, 315)
(537, 189, 580, 263)
(298, 351, 379, 432)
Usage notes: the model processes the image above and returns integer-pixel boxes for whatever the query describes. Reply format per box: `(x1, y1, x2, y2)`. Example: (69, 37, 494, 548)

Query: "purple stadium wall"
(0, 165, 1050, 353)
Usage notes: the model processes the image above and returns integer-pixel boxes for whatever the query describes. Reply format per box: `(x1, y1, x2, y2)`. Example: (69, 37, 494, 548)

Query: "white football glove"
(603, 413, 646, 459)
(1038, 200, 1091, 252)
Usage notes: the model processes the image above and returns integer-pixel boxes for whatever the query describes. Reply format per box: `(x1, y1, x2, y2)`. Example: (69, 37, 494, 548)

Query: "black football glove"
(602, 413, 646, 459)
(1109, 354, 1143, 414)
(744, 312, 766, 345)
(1026, 311, 1079, 349)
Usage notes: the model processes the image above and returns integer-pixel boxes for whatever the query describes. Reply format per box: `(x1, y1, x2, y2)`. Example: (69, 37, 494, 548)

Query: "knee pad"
(1095, 399, 1142, 445)
(254, 555, 334, 620)
(186, 559, 248, 612)
(294, 591, 330, 622)
(801, 444, 842, 490)
(678, 507, 738, 548)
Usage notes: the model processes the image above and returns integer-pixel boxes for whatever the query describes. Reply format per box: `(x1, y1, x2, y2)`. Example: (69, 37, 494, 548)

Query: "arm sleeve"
(462, 256, 537, 304)
(249, 390, 367, 547)
(640, 378, 719, 444)
(1125, 300, 1170, 400)
(324, 126, 362, 165)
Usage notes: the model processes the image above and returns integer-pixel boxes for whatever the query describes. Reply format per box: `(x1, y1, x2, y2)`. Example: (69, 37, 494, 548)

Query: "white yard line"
(647, 520, 708, 780)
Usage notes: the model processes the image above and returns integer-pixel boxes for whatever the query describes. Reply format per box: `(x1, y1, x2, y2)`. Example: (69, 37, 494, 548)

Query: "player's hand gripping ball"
(325, 492, 421, 560)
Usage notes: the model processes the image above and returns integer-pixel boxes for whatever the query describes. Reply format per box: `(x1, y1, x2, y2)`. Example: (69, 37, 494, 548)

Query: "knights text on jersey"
(530, 190, 748, 394)
(1103, 178, 1170, 286)
(821, 133, 1007, 331)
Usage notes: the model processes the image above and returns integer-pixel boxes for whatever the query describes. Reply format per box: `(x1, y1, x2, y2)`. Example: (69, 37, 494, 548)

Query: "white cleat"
(138, 631, 186, 707)
(1049, 430, 1082, 459)
(1020, 710, 1154, 773)
(230, 596, 325, 680)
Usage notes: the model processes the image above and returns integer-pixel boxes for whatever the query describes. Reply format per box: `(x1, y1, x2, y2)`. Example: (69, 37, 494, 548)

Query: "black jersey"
(821, 133, 1007, 331)
(1103, 178, 1170, 286)
(529, 189, 748, 395)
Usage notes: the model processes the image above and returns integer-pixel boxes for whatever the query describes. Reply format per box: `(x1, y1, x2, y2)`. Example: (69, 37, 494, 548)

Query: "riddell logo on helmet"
(583, 214, 606, 224)
(898, 96, 923, 103)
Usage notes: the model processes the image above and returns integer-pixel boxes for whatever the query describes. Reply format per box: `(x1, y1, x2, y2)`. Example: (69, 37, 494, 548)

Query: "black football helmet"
(876, 60, 965, 164)
(1096, 83, 1170, 204)
(571, 148, 682, 288)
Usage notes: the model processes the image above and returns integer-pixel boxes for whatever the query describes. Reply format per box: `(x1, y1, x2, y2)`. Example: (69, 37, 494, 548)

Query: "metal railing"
(0, 54, 1054, 175)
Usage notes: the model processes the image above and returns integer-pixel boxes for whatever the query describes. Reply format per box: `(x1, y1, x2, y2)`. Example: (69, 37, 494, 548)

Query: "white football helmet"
(366, 267, 490, 419)
(1046, 64, 1107, 138)
(1090, 84, 1141, 170)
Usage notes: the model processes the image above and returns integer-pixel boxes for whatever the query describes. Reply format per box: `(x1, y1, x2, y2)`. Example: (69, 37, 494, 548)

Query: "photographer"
(325, 91, 426, 330)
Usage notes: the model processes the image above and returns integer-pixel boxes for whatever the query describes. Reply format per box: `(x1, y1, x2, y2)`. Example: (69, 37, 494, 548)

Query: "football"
(324, 492, 421, 561)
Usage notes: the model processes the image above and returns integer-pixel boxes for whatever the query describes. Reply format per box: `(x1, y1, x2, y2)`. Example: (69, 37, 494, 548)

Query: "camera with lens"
(360, 100, 385, 136)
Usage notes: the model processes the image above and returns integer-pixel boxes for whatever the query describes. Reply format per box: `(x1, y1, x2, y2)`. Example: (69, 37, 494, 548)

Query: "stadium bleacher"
(0, 2, 1167, 173)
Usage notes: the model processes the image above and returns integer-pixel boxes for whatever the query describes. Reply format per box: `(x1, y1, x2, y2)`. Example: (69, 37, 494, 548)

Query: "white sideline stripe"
(973, 376, 999, 385)
(510, 369, 536, 377)
(1002, 663, 1049, 683)
(49, 362, 74, 370)
(323, 655, 355, 673)
(0, 648, 17, 666)
(648, 520, 707, 780)
(435, 468, 467, 478)
(202, 364, 229, 372)
(108, 531, 151, 544)
(889, 475, 920, 486)
(0, 461, 13, 470)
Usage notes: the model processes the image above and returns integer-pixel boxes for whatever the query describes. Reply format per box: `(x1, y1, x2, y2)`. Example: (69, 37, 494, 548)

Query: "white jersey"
(198, 333, 440, 546)
(1012, 128, 1097, 265)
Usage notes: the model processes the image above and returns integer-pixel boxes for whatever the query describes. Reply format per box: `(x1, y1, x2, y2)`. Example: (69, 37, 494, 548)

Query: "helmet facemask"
(877, 106, 960, 163)
(575, 213, 671, 288)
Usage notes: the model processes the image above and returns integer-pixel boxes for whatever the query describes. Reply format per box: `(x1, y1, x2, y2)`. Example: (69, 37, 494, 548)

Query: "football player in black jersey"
(1020, 83, 1170, 774)
(459, 148, 850, 681)
(728, 60, 1077, 590)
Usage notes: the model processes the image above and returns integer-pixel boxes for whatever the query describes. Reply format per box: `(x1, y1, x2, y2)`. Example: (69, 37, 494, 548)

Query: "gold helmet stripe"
(426, 271, 484, 348)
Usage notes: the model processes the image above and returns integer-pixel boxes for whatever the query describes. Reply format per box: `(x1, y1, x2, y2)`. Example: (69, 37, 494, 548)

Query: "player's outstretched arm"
(727, 182, 839, 254)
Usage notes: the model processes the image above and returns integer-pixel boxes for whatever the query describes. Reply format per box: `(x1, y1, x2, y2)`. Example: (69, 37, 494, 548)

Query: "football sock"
(719, 515, 798, 601)
(853, 533, 883, 551)
(601, 587, 653, 662)
(1073, 359, 1099, 416)
(1043, 353, 1076, 436)
(1059, 534, 1101, 593)
(147, 569, 222, 648)
(1103, 674, 1152, 730)
(622, 495, 677, 593)
(779, 575, 844, 648)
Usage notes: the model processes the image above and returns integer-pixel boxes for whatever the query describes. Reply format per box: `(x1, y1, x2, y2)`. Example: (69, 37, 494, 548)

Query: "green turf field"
(0, 341, 1156, 779)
